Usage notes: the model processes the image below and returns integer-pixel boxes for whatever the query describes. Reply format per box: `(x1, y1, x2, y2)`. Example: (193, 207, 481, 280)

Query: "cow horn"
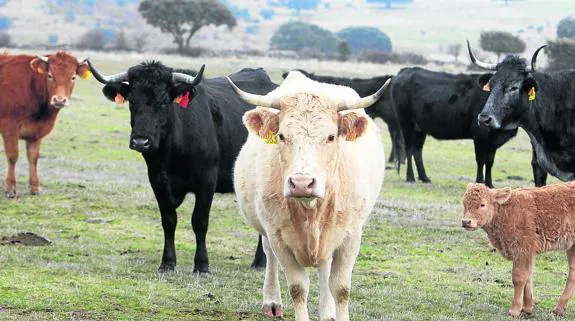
(527, 45, 547, 72)
(467, 40, 498, 71)
(37, 55, 49, 63)
(172, 64, 205, 86)
(338, 78, 391, 111)
(226, 77, 280, 110)
(77, 57, 89, 65)
(86, 59, 128, 84)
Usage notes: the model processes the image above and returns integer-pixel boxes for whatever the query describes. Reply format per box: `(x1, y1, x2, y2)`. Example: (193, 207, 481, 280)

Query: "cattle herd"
(1, 40, 575, 320)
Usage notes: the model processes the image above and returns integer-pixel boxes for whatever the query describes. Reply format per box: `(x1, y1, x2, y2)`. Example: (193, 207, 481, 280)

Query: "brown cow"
(0, 52, 89, 198)
(462, 182, 575, 317)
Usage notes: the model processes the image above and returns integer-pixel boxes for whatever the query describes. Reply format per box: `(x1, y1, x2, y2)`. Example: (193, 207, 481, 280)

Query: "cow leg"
(191, 181, 216, 274)
(413, 131, 430, 183)
(2, 131, 19, 198)
(251, 234, 266, 269)
(473, 141, 485, 185)
(522, 259, 535, 314)
(329, 232, 362, 321)
(261, 235, 283, 318)
(158, 203, 178, 272)
(531, 150, 547, 187)
(509, 256, 534, 317)
(270, 238, 310, 321)
(554, 246, 575, 315)
(483, 148, 497, 189)
(26, 139, 42, 195)
(402, 124, 416, 183)
(319, 256, 336, 321)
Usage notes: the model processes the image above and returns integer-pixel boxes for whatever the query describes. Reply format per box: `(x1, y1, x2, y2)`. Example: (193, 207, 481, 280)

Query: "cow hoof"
(420, 177, 432, 183)
(251, 257, 266, 270)
(30, 190, 43, 196)
(193, 264, 210, 275)
(262, 302, 283, 318)
(507, 309, 521, 318)
(522, 306, 533, 314)
(158, 263, 176, 273)
(553, 307, 565, 316)
(5, 190, 17, 199)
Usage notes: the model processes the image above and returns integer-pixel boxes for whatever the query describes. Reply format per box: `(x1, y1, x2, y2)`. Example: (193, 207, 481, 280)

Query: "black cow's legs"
(251, 234, 267, 269)
(191, 182, 216, 274)
(159, 204, 178, 272)
(413, 131, 430, 183)
(402, 123, 416, 183)
(474, 143, 486, 185)
(531, 150, 548, 187)
(484, 149, 496, 188)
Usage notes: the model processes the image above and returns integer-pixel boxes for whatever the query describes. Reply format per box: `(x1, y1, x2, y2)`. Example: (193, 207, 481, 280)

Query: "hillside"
(0, 0, 571, 57)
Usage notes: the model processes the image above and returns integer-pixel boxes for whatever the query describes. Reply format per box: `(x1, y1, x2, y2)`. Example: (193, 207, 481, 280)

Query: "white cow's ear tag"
(263, 130, 278, 144)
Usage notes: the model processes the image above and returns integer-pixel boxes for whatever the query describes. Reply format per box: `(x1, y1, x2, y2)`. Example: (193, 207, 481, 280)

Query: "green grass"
(0, 60, 570, 321)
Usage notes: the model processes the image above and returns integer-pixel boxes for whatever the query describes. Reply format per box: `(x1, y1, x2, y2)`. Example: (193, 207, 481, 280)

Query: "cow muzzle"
(284, 174, 324, 199)
(130, 136, 152, 152)
(51, 96, 70, 108)
(461, 218, 478, 230)
(477, 113, 501, 129)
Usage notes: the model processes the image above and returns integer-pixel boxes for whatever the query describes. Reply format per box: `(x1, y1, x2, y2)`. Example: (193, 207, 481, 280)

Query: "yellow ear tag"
(81, 69, 92, 80)
(482, 83, 490, 92)
(263, 130, 278, 144)
(114, 93, 125, 105)
(528, 87, 536, 101)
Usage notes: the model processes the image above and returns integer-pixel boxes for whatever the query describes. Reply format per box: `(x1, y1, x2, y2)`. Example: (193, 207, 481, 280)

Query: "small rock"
(0, 232, 51, 246)
(84, 218, 113, 224)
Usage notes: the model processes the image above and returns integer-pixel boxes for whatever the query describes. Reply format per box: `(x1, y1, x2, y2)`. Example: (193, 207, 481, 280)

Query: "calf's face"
(244, 94, 368, 199)
(462, 183, 512, 230)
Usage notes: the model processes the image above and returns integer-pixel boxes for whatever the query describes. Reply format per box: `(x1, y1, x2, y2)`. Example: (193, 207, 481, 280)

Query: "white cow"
(229, 71, 387, 321)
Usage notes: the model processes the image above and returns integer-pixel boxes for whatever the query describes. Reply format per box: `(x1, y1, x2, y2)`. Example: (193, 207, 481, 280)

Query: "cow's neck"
(31, 75, 59, 121)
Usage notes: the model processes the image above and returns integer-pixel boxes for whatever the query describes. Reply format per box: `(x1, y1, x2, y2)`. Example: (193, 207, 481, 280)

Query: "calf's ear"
(102, 83, 130, 105)
(29, 57, 49, 74)
(243, 109, 279, 138)
(339, 112, 368, 141)
(492, 187, 512, 205)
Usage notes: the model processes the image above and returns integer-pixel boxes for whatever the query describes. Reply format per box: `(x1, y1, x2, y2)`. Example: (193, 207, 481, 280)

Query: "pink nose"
(287, 174, 317, 198)
(51, 96, 69, 106)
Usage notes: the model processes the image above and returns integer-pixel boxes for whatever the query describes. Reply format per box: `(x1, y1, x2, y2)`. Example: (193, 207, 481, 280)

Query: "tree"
(139, 0, 236, 52)
(480, 31, 525, 60)
(447, 43, 462, 62)
(270, 21, 339, 56)
(557, 16, 575, 39)
(546, 39, 575, 71)
(336, 27, 392, 53)
(338, 41, 350, 61)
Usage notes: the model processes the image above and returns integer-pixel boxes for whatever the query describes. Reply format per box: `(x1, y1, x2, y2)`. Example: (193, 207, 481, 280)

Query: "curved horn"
(77, 57, 89, 65)
(36, 55, 49, 63)
(467, 40, 497, 71)
(86, 59, 128, 84)
(528, 45, 547, 72)
(172, 64, 205, 86)
(226, 77, 280, 110)
(338, 78, 391, 111)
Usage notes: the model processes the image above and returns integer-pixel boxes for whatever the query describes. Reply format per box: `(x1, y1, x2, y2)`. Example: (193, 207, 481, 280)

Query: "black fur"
(392, 67, 518, 188)
(282, 69, 404, 165)
(101, 62, 276, 272)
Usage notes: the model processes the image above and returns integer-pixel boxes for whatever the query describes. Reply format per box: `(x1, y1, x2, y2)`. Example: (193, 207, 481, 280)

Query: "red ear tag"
(176, 91, 190, 108)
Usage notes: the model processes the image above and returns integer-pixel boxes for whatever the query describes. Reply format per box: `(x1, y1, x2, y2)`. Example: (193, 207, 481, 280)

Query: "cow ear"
(29, 57, 49, 74)
(76, 62, 90, 79)
(339, 112, 368, 141)
(243, 109, 279, 138)
(492, 187, 512, 205)
(102, 83, 130, 105)
(477, 73, 493, 90)
(522, 75, 538, 93)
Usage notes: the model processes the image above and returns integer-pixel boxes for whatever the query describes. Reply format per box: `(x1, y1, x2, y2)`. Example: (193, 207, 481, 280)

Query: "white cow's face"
(244, 93, 368, 200)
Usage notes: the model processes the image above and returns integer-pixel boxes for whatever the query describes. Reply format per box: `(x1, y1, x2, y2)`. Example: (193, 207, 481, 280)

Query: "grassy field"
(0, 58, 569, 321)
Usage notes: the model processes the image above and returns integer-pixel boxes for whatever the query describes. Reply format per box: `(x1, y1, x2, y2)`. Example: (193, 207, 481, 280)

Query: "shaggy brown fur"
(462, 182, 575, 317)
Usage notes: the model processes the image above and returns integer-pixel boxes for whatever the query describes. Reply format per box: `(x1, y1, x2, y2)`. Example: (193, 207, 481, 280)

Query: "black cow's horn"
(227, 77, 280, 110)
(172, 64, 205, 86)
(77, 57, 89, 65)
(86, 59, 128, 84)
(467, 40, 497, 71)
(338, 78, 391, 111)
(528, 45, 547, 72)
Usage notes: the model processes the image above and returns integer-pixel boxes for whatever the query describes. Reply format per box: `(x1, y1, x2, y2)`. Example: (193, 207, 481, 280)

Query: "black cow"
(88, 61, 276, 273)
(281, 69, 404, 166)
(391, 67, 518, 188)
(469, 41, 575, 187)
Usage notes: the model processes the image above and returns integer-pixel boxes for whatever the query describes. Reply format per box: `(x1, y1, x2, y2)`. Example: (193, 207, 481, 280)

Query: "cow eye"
(327, 134, 335, 142)
(71, 75, 77, 81)
(278, 133, 285, 141)
(510, 86, 518, 91)
(480, 204, 485, 208)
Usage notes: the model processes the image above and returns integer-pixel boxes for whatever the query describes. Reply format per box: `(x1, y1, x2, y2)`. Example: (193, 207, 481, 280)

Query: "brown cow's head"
(29, 52, 89, 108)
(228, 74, 389, 200)
(462, 183, 512, 230)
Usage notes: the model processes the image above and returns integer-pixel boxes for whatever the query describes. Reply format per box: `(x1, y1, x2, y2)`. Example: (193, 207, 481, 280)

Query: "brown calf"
(0, 52, 89, 198)
(462, 182, 575, 317)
